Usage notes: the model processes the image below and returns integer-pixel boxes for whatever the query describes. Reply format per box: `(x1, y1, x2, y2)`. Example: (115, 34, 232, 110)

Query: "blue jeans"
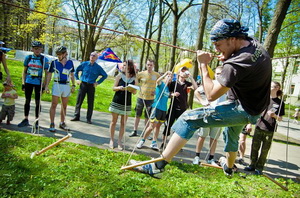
(171, 101, 259, 152)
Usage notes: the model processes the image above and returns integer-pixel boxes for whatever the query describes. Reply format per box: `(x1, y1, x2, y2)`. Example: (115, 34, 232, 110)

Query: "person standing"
(71, 51, 108, 124)
(18, 41, 49, 128)
(129, 19, 272, 179)
(0, 41, 11, 82)
(0, 81, 18, 125)
(108, 60, 137, 150)
(136, 71, 172, 150)
(192, 66, 226, 165)
(245, 81, 285, 175)
(129, 59, 160, 137)
(44, 46, 75, 132)
(237, 124, 252, 165)
(160, 66, 198, 149)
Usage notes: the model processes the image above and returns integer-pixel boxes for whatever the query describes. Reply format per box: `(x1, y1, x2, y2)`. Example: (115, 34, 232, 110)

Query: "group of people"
(127, 18, 286, 179)
(0, 18, 291, 179)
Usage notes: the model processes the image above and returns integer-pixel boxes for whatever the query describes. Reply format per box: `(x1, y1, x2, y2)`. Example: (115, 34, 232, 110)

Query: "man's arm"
(96, 66, 108, 85)
(197, 50, 229, 102)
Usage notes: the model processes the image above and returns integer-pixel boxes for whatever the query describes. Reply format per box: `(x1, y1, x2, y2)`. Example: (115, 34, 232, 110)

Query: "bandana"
(210, 19, 249, 42)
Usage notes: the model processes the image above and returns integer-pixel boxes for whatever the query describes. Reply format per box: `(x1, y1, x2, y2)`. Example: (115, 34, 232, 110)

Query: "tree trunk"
(263, 0, 291, 58)
(188, 0, 209, 109)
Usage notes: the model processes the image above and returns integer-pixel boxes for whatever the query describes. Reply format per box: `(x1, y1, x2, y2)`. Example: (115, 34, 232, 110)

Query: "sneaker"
(254, 169, 263, 175)
(59, 122, 70, 131)
(207, 159, 218, 166)
(129, 130, 138, 137)
(129, 159, 162, 176)
(238, 158, 248, 166)
(244, 166, 255, 171)
(136, 140, 145, 149)
(147, 136, 153, 140)
(219, 156, 233, 178)
(49, 123, 56, 132)
(150, 142, 159, 150)
(18, 119, 29, 127)
(193, 156, 200, 165)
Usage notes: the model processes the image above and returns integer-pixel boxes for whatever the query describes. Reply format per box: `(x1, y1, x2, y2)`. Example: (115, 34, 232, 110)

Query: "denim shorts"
(171, 101, 259, 152)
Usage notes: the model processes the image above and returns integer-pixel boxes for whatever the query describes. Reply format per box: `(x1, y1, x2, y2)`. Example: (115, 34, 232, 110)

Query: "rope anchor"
(30, 133, 72, 158)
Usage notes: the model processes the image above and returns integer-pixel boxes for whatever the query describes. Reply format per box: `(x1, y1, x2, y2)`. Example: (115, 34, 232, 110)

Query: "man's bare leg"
(161, 133, 188, 161)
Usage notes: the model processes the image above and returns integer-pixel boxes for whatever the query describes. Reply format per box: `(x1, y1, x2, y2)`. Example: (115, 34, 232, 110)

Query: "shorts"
(171, 101, 259, 152)
(52, 83, 71, 97)
(0, 104, 15, 121)
(197, 127, 222, 139)
(149, 108, 167, 123)
(135, 97, 153, 118)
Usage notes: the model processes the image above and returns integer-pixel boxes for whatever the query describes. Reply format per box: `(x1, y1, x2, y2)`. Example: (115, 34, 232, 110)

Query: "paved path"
(2, 97, 299, 181)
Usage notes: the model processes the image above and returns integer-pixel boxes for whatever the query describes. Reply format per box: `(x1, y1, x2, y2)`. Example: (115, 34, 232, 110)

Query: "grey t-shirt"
(218, 39, 272, 116)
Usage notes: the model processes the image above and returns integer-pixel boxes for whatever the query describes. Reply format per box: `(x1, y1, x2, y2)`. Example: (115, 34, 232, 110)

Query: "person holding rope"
(129, 59, 160, 137)
(108, 60, 138, 150)
(192, 66, 226, 166)
(0, 41, 11, 82)
(129, 19, 272, 178)
(160, 66, 198, 149)
(136, 71, 172, 150)
(244, 81, 285, 175)
(18, 41, 49, 129)
(44, 46, 75, 132)
(71, 51, 107, 124)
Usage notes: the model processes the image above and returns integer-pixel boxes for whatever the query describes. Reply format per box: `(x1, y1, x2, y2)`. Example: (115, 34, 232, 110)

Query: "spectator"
(0, 41, 11, 82)
(192, 66, 226, 166)
(108, 60, 137, 150)
(44, 46, 75, 132)
(0, 81, 18, 125)
(160, 66, 198, 149)
(129, 59, 160, 137)
(18, 41, 49, 129)
(245, 81, 285, 175)
(71, 51, 108, 124)
(136, 71, 172, 150)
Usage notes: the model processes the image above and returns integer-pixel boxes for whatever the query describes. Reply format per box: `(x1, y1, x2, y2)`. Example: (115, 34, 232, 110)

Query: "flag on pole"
(98, 48, 122, 63)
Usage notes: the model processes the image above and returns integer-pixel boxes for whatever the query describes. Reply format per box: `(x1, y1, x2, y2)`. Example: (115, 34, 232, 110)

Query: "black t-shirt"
(169, 80, 192, 111)
(218, 39, 272, 115)
(257, 97, 285, 132)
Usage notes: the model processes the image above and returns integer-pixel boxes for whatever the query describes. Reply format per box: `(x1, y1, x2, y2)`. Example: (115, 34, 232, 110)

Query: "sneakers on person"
(254, 169, 263, 175)
(18, 119, 29, 127)
(49, 123, 56, 133)
(244, 166, 255, 171)
(129, 130, 138, 137)
(238, 158, 248, 166)
(136, 140, 145, 149)
(219, 156, 233, 178)
(150, 142, 159, 150)
(207, 159, 218, 166)
(129, 159, 163, 177)
(59, 122, 70, 131)
(193, 156, 201, 165)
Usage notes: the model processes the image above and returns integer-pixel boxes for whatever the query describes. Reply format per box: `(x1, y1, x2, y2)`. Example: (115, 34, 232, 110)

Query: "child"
(136, 71, 172, 150)
(0, 82, 18, 125)
(292, 108, 299, 124)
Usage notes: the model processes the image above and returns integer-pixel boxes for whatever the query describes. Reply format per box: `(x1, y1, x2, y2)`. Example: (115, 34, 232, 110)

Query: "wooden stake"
(31, 134, 72, 158)
(121, 157, 165, 170)
(263, 173, 288, 191)
(201, 162, 222, 169)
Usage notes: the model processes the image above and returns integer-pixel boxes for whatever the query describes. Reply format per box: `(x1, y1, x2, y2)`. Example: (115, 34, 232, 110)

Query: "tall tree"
(264, 0, 292, 58)
(163, 0, 200, 70)
(70, 0, 125, 61)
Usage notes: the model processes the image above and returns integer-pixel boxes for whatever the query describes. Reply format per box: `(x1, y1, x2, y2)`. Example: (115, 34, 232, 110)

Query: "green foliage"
(0, 130, 299, 197)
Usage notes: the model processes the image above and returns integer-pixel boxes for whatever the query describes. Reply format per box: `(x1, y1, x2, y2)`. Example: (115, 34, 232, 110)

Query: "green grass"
(1, 129, 299, 197)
